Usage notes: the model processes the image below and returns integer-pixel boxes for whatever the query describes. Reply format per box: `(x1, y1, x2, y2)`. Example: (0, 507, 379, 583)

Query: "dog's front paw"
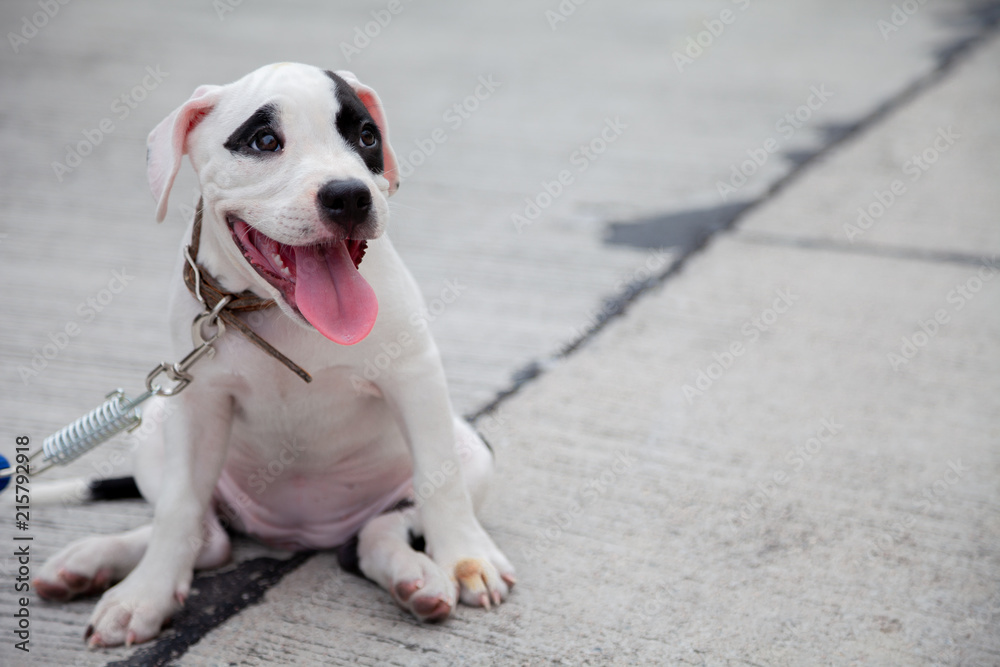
(433, 532, 516, 611)
(84, 569, 187, 648)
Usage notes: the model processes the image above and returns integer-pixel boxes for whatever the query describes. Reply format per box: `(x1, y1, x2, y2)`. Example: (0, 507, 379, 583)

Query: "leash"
(0, 202, 312, 486)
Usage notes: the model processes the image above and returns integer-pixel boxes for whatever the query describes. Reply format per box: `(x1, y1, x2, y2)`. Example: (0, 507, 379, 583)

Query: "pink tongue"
(293, 242, 378, 345)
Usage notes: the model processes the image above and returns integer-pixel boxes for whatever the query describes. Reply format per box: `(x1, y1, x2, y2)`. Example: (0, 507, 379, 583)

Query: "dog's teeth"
(280, 266, 292, 277)
(272, 253, 284, 268)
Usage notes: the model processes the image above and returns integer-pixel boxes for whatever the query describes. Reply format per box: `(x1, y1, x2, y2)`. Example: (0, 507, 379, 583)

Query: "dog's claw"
(125, 630, 137, 648)
(412, 596, 452, 622)
(453, 557, 513, 610)
(34, 578, 70, 601)
(60, 568, 89, 588)
(394, 579, 423, 602)
(84, 624, 94, 641)
(93, 568, 111, 591)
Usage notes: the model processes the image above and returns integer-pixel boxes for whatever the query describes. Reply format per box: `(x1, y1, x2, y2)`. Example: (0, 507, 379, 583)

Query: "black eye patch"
(224, 103, 283, 157)
(325, 71, 384, 175)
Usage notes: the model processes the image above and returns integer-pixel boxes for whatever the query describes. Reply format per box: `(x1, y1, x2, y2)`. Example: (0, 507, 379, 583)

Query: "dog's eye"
(250, 130, 282, 152)
(359, 127, 378, 148)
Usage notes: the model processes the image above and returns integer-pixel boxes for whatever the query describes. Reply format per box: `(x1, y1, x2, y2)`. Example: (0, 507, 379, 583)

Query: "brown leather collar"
(182, 200, 312, 383)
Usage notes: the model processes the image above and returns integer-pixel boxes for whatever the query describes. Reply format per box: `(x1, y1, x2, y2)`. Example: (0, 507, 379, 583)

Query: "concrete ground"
(0, 1, 998, 665)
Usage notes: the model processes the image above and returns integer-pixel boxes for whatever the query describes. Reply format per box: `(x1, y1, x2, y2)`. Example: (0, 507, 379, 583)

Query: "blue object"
(0, 454, 10, 493)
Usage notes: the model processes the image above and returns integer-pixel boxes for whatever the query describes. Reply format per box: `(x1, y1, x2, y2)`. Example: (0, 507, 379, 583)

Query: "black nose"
(317, 179, 372, 235)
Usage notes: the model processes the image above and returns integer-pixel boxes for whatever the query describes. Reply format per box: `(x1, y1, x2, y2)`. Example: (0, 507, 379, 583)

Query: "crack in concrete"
(105, 552, 313, 667)
(734, 231, 998, 269)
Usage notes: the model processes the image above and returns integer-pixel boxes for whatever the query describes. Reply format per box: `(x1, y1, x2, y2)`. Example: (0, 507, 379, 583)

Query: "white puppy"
(34, 63, 515, 648)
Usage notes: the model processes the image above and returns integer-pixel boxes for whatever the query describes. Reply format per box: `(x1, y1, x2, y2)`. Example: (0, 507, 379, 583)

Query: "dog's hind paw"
(387, 552, 456, 622)
(34, 531, 146, 601)
(34, 565, 113, 602)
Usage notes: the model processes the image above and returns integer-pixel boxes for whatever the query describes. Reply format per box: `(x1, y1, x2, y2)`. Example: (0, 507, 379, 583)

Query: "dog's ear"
(146, 84, 223, 223)
(334, 70, 400, 196)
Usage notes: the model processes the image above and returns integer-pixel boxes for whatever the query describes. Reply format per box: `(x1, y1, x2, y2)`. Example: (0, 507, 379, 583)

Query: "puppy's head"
(147, 63, 400, 345)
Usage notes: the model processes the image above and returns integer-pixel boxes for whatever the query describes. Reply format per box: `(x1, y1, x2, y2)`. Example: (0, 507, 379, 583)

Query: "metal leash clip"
(13, 293, 231, 480)
(144, 295, 230, 397)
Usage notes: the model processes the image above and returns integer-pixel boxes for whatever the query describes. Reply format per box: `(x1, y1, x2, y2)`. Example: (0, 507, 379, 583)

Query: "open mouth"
(228, 216, 378, 345)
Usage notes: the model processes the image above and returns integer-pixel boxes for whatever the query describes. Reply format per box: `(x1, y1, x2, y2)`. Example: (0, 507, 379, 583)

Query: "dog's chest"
(219, 366, 412, 521)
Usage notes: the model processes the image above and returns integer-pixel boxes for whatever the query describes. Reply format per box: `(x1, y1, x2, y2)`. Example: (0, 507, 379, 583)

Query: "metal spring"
(41, 390, 144, 467)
